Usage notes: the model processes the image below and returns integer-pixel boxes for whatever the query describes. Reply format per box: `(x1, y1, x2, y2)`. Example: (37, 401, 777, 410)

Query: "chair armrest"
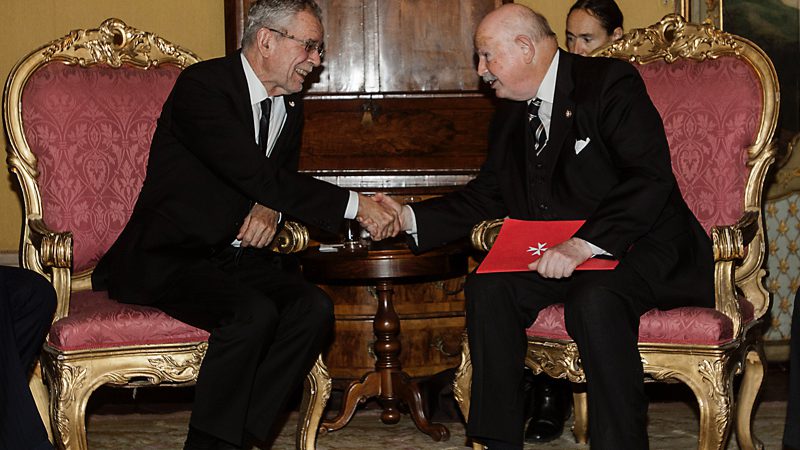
(28, 219, 73, 269)
(270, 221, 310, 254)
(710, 211, 758, 262)
(710, 210, 760, 339)
(470, 219, 505, 252)
(28, 218, 73, 321)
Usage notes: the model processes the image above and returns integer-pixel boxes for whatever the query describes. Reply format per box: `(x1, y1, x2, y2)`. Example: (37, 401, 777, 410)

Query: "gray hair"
(242, 0, 323, 48)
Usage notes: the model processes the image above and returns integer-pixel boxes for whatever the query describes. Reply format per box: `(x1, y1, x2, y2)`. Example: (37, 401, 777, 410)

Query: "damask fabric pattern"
(527, 299, 753, 345)
(765, 194, 800, 341)
(636, 57, 759, 233)
(48, 290, 209, 351)
(21, 62, 181, 273)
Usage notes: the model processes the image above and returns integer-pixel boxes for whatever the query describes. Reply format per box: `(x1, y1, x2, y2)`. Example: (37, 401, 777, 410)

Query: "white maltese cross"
(527, 242, 548, 256)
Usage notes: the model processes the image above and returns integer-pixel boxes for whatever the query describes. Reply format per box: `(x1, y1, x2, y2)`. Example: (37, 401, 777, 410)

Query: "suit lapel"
(271, 95, 300, 162)
(547, 50, 575, 166)
(230, 51, 257, 147)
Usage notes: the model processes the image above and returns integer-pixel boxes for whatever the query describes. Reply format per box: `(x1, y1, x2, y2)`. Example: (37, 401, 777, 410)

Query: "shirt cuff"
(344, 191, 359, 219)
(404, 205, 419, 245)
(586, 241, 611, 257)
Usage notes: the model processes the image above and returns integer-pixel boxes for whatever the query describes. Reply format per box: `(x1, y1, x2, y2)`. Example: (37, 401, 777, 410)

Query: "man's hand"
(356, 193, 400, 240)
(528, 237, 593, 279)
(372, 193, 412, 231)
(237, 203, 279, 248)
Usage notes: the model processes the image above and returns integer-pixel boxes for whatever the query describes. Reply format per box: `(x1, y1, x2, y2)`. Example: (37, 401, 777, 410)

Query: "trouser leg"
(157, 248, 333, 446)
(463, 271, 559, 446)
(563, 268, 654, 450)
(0, 267, 56, 450)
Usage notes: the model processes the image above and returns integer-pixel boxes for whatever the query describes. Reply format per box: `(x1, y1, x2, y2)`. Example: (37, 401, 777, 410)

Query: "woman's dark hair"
(568, 0, 623, 35)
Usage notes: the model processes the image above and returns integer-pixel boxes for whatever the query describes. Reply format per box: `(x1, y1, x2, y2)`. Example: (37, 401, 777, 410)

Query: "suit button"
(538, 203, 549, 210)
(535, 163, 544, 169)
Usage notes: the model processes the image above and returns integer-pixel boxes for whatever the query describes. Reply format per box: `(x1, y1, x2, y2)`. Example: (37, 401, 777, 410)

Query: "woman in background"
(566, 0, 624, 56)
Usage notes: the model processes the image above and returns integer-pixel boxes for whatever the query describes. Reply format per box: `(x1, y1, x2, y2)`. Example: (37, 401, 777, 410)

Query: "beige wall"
(0, 0, 225, 253)
(516, 0, 680, 48)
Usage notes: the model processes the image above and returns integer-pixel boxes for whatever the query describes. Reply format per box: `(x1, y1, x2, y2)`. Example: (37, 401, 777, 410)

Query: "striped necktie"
(528, 98, 547, 156)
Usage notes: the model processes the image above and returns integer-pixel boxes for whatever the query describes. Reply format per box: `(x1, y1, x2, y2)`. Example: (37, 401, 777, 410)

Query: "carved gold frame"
(3, 18, 327, 450)
(680, 0, 724, 29)
(455, 14, 778, 450)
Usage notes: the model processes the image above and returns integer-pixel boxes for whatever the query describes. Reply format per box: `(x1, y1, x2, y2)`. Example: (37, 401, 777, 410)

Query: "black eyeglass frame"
(266, 27, 325, 59)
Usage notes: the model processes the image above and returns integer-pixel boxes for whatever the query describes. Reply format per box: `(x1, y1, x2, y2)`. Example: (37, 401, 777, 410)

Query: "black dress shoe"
(524, 378, 572, 443)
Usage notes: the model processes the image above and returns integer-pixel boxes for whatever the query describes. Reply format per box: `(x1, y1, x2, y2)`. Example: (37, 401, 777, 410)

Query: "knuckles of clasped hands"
(355, 192, 404, 241)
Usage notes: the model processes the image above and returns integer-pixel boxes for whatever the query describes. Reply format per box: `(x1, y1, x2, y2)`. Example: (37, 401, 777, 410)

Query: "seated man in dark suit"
(92, 1, 400, 448)
(377, 3, 714, 449)
(0, 266, 57, 450)
(523, 0, 627, 443)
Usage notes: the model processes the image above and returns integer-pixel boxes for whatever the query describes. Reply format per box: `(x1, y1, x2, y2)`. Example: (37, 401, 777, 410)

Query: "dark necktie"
(258, 98, 272, 155)
(528, 98, 547, 156)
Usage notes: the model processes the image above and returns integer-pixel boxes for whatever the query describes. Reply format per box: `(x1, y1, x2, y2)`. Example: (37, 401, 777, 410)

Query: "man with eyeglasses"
(92, 1, 400, 449)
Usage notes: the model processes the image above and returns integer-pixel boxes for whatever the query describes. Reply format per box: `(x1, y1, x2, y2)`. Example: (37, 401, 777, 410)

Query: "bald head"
(474, 4, 559, 100)
(478, 3, 557, 45)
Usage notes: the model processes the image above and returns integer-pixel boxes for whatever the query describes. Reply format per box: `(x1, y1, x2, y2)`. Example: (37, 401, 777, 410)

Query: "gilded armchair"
(454, 15, 778, 450)
(3, 18, 330, 450)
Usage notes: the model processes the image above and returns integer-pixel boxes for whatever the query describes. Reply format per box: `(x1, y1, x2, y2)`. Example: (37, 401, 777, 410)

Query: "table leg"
(322, 280, 450, 441)
(374, 281, 449, 441)
(320, 371, 380, 433)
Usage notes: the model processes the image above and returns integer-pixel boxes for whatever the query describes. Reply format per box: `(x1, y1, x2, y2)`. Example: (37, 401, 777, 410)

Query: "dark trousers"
(156, 247, 334, 446)
(463, 264, 660, 450)
(785, 289, 800, 449)
(0, 266, 56, 450)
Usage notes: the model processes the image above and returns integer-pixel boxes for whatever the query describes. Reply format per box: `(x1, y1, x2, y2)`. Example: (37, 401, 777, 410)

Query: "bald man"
(377, 4, 714, 449)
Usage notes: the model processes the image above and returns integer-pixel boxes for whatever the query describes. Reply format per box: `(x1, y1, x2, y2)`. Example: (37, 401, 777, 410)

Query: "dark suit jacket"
(411, 50, 714, 310)
(93, 52, 349, 304)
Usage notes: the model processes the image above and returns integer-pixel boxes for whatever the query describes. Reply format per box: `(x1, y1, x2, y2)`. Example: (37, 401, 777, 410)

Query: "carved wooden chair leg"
(29, 361, 53, 442)
(690, 362, 735, 450)
(48, 363, 94, 450)
(571, 387, 589, 444)
(735, 348, 766, 450)
(296, 354, 332, 450)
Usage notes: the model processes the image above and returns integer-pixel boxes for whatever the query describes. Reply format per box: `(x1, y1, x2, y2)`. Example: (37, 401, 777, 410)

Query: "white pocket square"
(574, 137, 591, 154)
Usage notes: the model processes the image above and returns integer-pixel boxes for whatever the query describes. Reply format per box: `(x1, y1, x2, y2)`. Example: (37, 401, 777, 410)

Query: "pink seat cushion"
(527, 299, 755, 346)
(48, 290, 209, 352)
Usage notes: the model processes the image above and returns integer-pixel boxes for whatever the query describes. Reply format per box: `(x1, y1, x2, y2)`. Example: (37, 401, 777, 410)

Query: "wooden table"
(300, 239, 468, 441)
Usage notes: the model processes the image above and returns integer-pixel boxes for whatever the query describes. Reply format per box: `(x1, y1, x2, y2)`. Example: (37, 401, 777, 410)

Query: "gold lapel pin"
(288, 100, 295, 107)
(565, 109, 573, 118)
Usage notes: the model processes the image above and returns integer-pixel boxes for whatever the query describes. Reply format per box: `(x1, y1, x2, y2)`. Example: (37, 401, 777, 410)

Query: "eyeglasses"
(266, 27, 325, 59)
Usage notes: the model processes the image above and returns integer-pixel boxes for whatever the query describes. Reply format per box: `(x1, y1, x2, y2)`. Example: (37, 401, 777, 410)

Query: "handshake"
(355, 193, 412, 241)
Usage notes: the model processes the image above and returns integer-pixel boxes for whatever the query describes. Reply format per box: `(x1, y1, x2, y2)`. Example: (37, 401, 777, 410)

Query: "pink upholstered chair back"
(636, 57, 761, 234)
(20, 63, 180, 273)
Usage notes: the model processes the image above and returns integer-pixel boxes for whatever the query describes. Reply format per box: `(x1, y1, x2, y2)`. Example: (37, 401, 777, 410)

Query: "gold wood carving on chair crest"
(41, 18, 199, 69)
(598, 14, 739, 64)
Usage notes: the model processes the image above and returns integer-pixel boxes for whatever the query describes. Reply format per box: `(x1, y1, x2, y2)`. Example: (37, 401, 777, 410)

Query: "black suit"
(93, 52, 348, 445)
(1, 266, 56, 450)
(410, 51, 714, 448)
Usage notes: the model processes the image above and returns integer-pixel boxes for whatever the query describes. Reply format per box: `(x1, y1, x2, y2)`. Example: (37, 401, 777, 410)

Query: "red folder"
(476, 219, 618, 274)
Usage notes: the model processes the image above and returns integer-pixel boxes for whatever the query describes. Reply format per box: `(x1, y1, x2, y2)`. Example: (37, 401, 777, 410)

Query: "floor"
(84, 365, 792, 450)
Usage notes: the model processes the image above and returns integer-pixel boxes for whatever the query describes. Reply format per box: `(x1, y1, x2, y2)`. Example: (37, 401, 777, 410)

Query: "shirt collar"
(533, 50, 559, 104)
(240, 53, 269, 105)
